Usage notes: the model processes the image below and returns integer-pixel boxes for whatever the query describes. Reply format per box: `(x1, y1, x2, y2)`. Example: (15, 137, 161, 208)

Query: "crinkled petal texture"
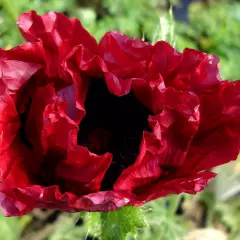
(17, 10, 98, 78)
(0, 15, 239, 216)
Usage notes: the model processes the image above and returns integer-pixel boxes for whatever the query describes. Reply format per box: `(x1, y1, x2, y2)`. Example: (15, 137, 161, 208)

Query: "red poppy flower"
(0, 11, 239, 216)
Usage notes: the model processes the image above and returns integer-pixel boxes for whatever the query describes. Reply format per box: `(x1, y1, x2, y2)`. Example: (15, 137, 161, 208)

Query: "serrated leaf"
(88, 207, 147, 240)
(101, 207, 147, 240)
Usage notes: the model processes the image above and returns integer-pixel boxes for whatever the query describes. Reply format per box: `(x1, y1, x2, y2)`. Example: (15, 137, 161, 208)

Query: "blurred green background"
(0, 0, 239, 239)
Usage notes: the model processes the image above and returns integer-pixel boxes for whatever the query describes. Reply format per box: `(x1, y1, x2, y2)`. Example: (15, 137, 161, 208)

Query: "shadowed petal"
(185, 80, 240, 172)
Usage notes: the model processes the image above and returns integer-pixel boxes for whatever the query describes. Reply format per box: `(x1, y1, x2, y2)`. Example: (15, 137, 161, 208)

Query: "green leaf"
(101, 207, 147, 240)
(88, 206, 147, 240)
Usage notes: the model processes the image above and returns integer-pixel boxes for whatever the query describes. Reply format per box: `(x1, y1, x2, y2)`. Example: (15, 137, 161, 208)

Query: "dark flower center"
(37, 148, 66, 188)
(19, 98, 33, 149)
(78, 79, 152, 190)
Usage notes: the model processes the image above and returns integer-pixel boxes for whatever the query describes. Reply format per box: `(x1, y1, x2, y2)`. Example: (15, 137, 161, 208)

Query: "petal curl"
(0, 47, 42, 97)
(56, 146, 112, 195)
(17, 10, 97, 52)
(62, 46, 99, 124)
(133, 171, 216, 203)
(41, 96, 79, 150)
(150, 41, 221, 91)
(98, 31, 153, 96)
(185, 80, 240, 171)
(0, 53, 40, 180)
(17, 11, 98, 81)
(0, 184, 134, 216)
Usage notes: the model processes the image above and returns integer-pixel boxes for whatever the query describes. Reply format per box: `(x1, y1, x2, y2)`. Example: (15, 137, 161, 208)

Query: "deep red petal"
(0, 47, 42, 97)
(99, 31, 152, 75)
(0, 53, 40, 180)
(0, 183, 134, 216)
(5, 43, 87, 127)
(56, 146, 112, 195)
(98, 31, 153, 96)
(0, 135, 38, 216)
(149, 41, 181, 80)
(17, 10, 97, 52)
(24, 84, 55, 151)
(150, 41, 221, 91)
(17, 11, 98, 81)
(185, 80, 240, 171)
(133, 171, 216, 203)
(1, 42, 45, 66)
(0, 93, 20, 181)
(151, 85, 200, 115)
(64, 44, 113, 124)
(41, 96, 78, 150)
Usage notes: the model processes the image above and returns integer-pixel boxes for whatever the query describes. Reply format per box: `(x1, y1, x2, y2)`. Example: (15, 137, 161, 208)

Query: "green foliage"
(138, 195, 187, 240)
(1, 0, 19, 20)
(47, 214, 87, 240)
(199, 162, 240, 240)
(176, 2, 240, 80)
(74, 0, 161, 41)
(0, 212, 31, 240)
(87, 206, 147, 240)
